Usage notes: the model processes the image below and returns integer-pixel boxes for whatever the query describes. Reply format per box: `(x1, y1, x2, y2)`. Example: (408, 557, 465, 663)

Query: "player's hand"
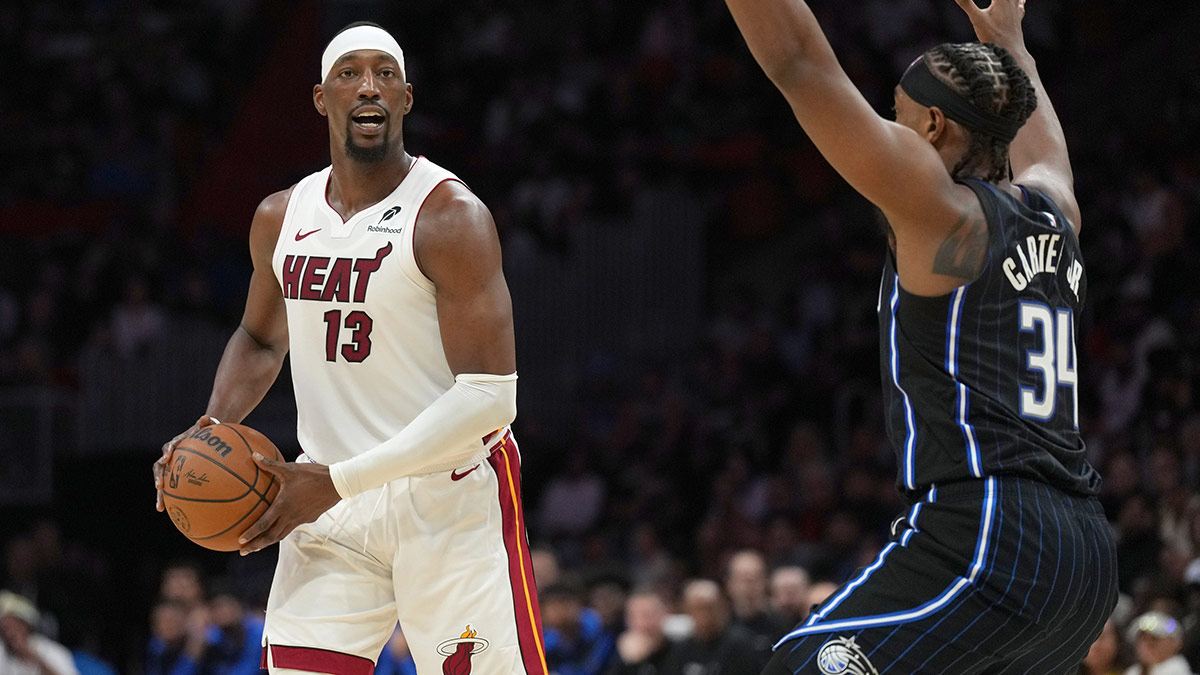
(154, 414, 220, 512)
(237, 454, 341, 555)
(952, 0, 1026, 48)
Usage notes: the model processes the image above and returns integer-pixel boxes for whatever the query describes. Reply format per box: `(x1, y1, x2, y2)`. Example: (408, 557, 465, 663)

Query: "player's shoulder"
(248, 184, 298, 255)
(255, 185, 297, 224)
(1011, 174, 1081, 235)
(417, 179, 495, 241)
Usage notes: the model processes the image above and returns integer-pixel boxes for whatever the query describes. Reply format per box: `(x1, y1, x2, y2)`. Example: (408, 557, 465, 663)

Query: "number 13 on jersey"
(323, 309, 373, 362)
(1019, 301, 1078, 427)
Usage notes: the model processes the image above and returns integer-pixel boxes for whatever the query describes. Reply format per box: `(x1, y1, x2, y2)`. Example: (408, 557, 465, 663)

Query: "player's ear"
(403, 83, 413, 115)
(314, 84, 327, 117)
(925, 106, 947, 144)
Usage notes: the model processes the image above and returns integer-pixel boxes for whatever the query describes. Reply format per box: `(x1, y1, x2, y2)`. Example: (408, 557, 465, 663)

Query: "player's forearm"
(205, 326, 286, 423)
(1003, 47, 1074, 183)
(329, 373, 517, 497)
(724, 0, 838, 91)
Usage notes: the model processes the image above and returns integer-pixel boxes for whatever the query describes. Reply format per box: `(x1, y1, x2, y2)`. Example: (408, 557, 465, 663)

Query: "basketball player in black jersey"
(724, 0, 1117, 672)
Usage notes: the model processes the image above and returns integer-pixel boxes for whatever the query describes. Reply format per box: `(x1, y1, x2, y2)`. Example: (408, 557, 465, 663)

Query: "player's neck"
(327, 150, 415, 220)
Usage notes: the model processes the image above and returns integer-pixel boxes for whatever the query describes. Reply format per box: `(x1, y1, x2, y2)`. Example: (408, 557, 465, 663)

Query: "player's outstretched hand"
(952, 0, 1027, 48)
(237, 454, 341, 555)
(154, 414, 220, 512)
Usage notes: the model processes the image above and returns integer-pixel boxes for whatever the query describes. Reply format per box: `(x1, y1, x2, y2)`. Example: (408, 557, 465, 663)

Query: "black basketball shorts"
(763, 476, 1117, 675)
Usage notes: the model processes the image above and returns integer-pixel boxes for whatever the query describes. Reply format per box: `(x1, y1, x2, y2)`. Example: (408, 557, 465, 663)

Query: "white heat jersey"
(271, 157, 467, 468)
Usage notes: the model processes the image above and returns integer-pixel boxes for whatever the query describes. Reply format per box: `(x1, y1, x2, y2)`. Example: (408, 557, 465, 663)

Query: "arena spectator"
(768, 566, 810, 628)
(202, 581, 263, 675)
(606, 590, 672, 675)
(1125, 612, 1194, 675)
(723, 550, 789, 657)
(0, 591, 78, 675)
(662, 579, 763, 675)
(1080, 618, 1127, 675)
(805, 580, 839, 613)
(144, 599, 208, 675)
(541, 578, 616, 675)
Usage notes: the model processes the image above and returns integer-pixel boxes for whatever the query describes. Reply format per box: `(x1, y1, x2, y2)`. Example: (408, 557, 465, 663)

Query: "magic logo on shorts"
(437, 625, 489, 675)
(817, 636, 878, 675)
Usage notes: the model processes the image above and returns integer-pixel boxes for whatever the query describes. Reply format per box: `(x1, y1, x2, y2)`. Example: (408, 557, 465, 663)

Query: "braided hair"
(923, 42, 1038, 182)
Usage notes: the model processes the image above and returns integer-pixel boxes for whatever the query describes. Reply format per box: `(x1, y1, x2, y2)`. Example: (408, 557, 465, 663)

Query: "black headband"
(899, 56, 1021, 143)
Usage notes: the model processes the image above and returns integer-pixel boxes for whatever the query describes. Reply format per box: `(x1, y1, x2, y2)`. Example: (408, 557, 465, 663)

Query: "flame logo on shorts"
(437, 625, 489, 675)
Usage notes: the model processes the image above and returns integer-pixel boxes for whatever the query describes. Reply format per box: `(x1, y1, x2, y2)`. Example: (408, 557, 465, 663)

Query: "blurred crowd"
(2, 0, 1199, 672)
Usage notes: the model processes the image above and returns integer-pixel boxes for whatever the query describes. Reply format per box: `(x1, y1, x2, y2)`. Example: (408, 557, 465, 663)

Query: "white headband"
(320, 25, 405, 81)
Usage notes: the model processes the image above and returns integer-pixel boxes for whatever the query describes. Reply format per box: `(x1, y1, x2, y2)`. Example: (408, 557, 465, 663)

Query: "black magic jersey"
(879, 179, 1099, 498)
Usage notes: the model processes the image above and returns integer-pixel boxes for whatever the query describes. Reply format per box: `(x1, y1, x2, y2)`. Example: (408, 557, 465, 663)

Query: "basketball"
(161, 423, 283, 551)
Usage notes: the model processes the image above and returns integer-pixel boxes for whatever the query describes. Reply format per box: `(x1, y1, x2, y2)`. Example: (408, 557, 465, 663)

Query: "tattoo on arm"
(932, 210, 989, 279)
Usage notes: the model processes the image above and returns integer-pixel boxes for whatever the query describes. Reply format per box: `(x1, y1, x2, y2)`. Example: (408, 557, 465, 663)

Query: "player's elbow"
(456, 372, 518, 430)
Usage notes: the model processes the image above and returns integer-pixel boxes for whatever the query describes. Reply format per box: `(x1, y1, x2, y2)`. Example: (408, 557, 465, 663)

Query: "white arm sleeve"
(328, 372, 517, 498)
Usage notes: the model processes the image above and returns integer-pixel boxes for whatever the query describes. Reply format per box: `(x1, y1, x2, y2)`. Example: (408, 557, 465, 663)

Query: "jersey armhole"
(399, 176, 462, 295)
(1016, 184, 1032, 207)
(270, 172, 320, 279)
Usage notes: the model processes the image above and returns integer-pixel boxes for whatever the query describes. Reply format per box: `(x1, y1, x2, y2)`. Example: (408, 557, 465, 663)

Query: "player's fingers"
(951, 0, 983, 16)
(153, 453, 169, 510)
(238, 508, 278, 553)
(251, 452, 281, 475)
(241, 515, 293, 554)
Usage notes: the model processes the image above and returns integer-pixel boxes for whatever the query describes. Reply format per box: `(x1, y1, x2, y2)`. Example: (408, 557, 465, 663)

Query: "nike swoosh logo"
(450, 464, 480, 481)
(295, 228, 321, 241)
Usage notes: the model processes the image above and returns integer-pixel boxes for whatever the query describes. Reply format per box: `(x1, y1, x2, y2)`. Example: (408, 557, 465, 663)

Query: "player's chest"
(277, 204, 410, 306)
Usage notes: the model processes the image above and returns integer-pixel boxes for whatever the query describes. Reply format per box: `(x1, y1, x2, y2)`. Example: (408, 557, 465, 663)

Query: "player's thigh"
(765, 483, 1012, 674)
(394, 444, 546, 675)
(264, 493, 399, 665)
(767, 586, 1028, 675)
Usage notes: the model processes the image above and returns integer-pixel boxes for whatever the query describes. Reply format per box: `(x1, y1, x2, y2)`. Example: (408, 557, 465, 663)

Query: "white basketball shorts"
(260, 431, 548, 675)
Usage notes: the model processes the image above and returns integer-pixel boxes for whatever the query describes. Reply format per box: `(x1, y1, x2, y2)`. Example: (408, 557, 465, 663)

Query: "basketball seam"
(223, 424, 269, 495)
(226, 423, 282, 506)
(189, 499, 270, 542)
(161, 492, 256, 504)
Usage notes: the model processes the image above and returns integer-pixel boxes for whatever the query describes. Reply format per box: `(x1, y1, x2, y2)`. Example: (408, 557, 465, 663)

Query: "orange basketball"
(162, 422, 283, 551)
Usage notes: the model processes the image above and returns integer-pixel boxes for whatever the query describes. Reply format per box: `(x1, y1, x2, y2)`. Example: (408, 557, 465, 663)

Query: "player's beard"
(344, 120, 391, 164)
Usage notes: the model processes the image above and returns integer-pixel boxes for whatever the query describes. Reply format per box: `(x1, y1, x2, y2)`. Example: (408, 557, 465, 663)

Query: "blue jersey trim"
(888, 277, 918, 490)
(946, 287, 983, 477)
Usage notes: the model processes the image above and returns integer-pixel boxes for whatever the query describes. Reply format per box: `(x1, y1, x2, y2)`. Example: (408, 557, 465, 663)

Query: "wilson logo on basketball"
(437, 625, 489, 675)
(188, 427, 234, 458)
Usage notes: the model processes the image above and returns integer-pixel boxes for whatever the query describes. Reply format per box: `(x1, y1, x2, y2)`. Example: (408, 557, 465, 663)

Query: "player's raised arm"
(723, 0, 960, 226)
(953, 0, 1081, 231)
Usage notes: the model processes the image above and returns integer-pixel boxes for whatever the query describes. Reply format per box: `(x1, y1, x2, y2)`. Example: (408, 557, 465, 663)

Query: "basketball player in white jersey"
(152, 22, 548, 675)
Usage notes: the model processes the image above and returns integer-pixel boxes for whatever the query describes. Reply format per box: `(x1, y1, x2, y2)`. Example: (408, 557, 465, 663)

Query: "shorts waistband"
(916, 476, 1100, 508)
